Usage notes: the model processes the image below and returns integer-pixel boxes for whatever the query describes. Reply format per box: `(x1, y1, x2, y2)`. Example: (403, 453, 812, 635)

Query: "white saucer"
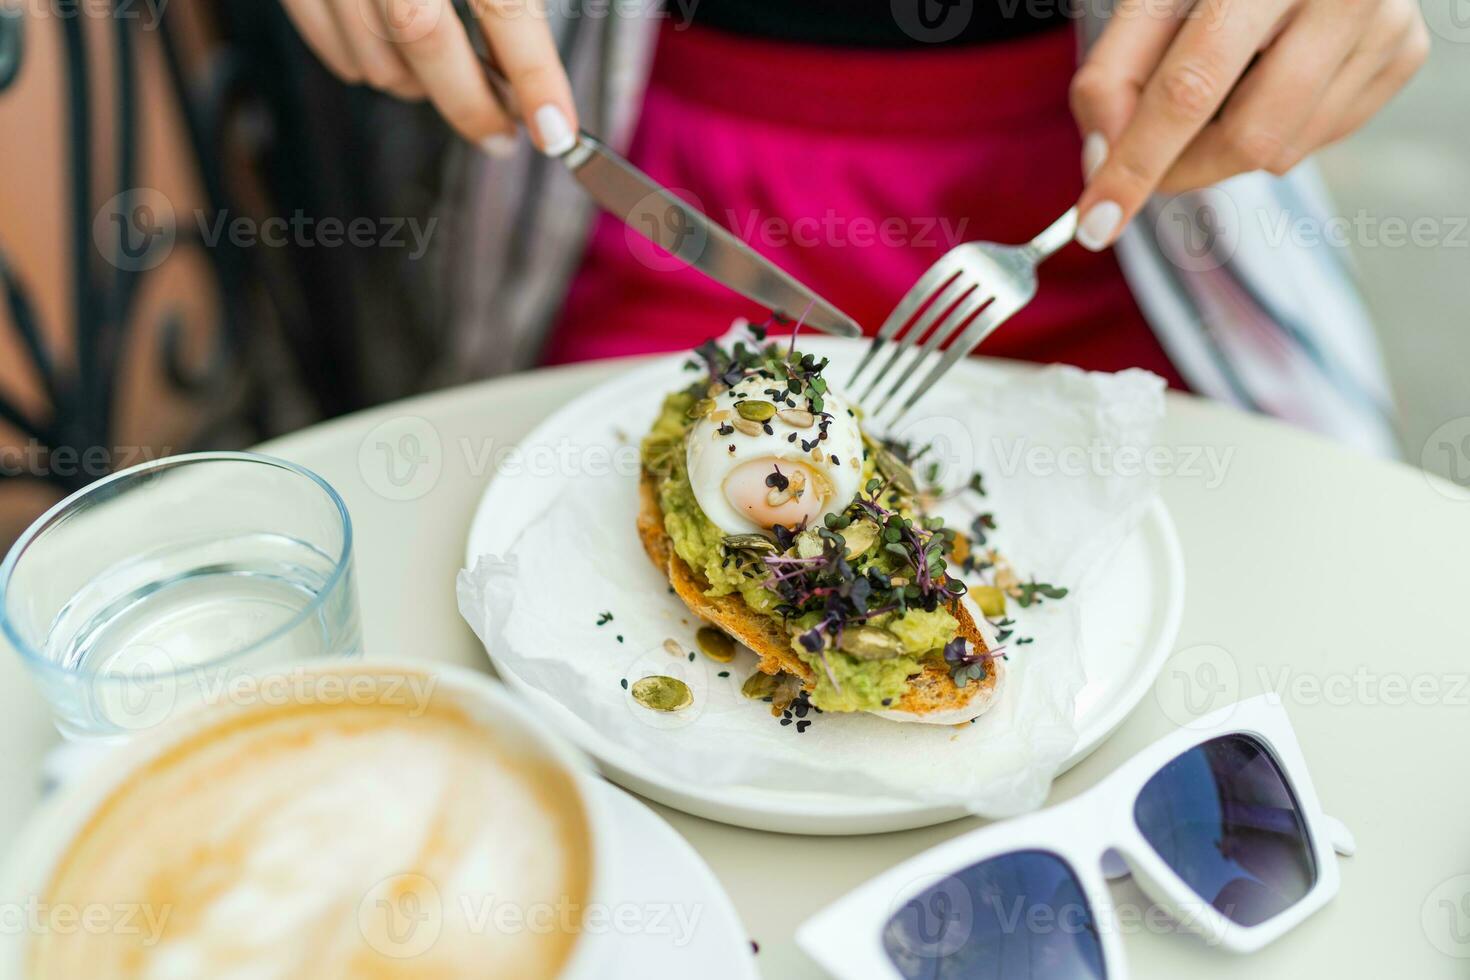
(586, 780, 757, 978)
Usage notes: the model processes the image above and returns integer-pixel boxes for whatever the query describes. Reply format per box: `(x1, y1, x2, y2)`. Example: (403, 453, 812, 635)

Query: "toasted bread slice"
(637, 470, 1000, 721)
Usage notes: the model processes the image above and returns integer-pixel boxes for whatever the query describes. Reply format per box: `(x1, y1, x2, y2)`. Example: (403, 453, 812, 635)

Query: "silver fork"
(851, 207, 1079, 421)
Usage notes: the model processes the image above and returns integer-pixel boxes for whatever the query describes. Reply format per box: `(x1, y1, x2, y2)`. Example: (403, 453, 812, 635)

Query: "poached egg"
(686, 376, 864, 537)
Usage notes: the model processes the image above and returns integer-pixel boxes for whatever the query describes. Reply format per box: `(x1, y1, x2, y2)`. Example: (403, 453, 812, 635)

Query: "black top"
(680, 0, 1069, 48)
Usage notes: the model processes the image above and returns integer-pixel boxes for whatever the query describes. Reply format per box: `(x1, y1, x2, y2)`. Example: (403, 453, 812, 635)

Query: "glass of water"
(0, 452, 361, 741)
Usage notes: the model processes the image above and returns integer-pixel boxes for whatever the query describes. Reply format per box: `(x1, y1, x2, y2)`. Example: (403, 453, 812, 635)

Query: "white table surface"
(3, 355, 1469, 977)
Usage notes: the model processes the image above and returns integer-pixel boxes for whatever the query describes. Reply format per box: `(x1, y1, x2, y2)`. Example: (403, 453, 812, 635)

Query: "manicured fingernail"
(480, 134, 518, 159)
(1082, 132, 1108, 181)
(533, 104, 576, 156)
(1076, 201, 1122, 251)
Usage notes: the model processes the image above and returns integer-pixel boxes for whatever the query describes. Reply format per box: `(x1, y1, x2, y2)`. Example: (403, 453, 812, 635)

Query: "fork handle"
(1022, 207, 1079, 264)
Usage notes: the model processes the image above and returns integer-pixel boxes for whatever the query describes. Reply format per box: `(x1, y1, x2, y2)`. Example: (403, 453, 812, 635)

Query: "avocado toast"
(637, 334, 1002, 724)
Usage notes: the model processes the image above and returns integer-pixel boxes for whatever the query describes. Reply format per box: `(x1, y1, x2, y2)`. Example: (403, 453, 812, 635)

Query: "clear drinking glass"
(0, 452, 361, 742)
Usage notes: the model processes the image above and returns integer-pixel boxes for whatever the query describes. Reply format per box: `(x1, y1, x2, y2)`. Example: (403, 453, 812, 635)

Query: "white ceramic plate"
(465, 344, 1185, 834)
(587, 780, 757, 977)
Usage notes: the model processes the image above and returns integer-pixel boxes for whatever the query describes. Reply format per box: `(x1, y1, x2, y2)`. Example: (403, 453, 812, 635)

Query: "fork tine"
(849, 256, 963, 386)
(858, 277, 971, 402)
(870, 288, 993, 416)
(887, 296, 1021, 424)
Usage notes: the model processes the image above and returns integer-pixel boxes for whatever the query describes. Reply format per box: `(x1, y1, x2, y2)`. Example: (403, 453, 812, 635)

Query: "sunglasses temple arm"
(1324, 814, 1356, 857)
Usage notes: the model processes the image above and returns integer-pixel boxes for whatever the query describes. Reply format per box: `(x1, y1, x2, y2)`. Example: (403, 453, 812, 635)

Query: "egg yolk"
(723, 458, 829, 532)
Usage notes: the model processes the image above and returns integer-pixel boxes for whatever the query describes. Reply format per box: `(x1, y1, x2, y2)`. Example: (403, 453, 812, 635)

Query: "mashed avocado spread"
(643, 389, 961, 713)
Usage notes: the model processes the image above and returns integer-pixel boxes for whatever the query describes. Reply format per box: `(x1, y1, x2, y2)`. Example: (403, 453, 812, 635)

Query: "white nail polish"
(1076, 201, 1123, 252)
(1082, 132, 1108, 181)
(533, 105, 576, 157)
(481, 134, 518, 159)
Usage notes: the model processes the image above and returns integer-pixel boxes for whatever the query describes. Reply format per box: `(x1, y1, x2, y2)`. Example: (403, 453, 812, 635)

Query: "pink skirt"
(544, 22, 1185, 389)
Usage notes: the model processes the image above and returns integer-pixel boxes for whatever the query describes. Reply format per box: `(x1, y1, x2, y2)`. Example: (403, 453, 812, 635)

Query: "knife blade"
(465, 44, 862, 338)
(561, 135, 862, 338)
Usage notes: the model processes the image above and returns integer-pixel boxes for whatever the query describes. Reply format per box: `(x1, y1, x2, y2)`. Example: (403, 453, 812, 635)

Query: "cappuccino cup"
(0, 662, 608, 979)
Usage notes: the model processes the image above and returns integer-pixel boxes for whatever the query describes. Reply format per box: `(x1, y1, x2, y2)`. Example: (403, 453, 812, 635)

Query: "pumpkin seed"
(777, 408, 815, 428)
(972, 585, 1007, 618)
(841, 519, 879, 559)
(631, 675, 693, 712)
(722, 533, 777, 556)
(695, 626, 737, 663)
(687, 398, 716, 419)
(741, 671, 780, 699)
(840, 626, 907, 661)
(795, 528, 825, 559)
(873, 445, 918, 495)
(732, 418, 763, 437)
(736, 400, 776, 422)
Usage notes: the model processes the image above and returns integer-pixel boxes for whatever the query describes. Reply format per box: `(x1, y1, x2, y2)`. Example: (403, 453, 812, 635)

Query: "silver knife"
(474, 58, 862, 338)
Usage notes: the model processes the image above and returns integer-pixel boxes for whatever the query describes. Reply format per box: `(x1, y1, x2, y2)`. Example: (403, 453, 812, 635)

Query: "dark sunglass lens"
(882, 850, 1106, 980)
(1134, 733, 1316, 927)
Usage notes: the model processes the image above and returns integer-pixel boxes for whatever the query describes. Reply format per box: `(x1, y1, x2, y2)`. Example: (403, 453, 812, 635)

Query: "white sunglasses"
(798, 696, 1354, 979)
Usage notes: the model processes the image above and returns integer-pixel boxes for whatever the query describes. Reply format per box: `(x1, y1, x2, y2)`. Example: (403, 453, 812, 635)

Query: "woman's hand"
(276, 0, 577, 156)
(1070, 0, 1430, 250)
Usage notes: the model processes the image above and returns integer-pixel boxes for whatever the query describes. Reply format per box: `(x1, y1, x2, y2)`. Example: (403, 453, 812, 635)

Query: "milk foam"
(29, 697, 591, 979)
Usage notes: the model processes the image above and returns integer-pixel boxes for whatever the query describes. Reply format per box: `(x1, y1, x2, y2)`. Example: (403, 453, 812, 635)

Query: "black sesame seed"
(718, 670, 730, 678)
(616, 634, 624, 643)
(688, 651, 696, 661)
(780, 717, 793, 726)
(796, 720, 811, 733)
(881, 698, 892, 706)
(620, 678, 629, 690)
